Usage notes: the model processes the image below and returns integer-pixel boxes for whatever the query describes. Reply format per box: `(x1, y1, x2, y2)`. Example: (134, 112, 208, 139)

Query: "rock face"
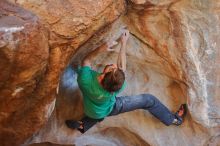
(0, 1, 49, 145)
(0, 0, 220, 146)
(125, 0, 220, 128)
(0, 0, 126, 145)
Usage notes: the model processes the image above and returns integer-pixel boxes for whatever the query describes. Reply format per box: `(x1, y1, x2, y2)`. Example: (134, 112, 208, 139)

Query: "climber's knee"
(141, 94, 158, 108)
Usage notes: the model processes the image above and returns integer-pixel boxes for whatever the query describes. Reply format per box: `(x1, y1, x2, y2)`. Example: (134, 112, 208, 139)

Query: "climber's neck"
(97, 74, 104, 86)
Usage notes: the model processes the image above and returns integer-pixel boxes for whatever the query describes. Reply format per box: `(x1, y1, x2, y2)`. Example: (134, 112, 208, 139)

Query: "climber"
(66, 29, 187, 133)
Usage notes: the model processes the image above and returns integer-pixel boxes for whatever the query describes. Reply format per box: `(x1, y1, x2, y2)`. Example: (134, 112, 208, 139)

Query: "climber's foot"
(65, 120, 84, 133)
(173, 104, 187, 126)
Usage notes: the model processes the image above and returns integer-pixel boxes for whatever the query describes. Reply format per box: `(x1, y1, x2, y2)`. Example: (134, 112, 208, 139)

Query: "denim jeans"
(80, 94, 176, 133)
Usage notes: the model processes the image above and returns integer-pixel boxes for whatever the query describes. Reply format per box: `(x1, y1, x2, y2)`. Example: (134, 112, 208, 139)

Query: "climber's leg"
(66, 116, 104, 133)
(109, 94, 185, 126)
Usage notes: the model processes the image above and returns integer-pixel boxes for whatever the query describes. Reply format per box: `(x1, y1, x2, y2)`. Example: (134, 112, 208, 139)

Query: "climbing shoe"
(173, 104, 187, 126)
(65, 120, 84, 133)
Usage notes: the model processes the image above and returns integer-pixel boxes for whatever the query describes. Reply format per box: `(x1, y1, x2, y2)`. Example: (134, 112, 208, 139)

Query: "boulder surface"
(0, 0, 220, 146)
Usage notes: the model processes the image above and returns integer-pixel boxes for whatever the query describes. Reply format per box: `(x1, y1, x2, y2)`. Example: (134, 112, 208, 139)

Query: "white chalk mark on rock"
(0, 26, 24, 33)
(12, 87, 24, 96)
(45, 99, 56, 119)
(0, 26, 25, 50)
(185, 22, 210, 127)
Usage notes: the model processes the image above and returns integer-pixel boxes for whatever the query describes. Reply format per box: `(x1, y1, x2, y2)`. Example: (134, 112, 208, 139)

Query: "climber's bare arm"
(82, 30, 129, 69)
(117, 30, 129, 72)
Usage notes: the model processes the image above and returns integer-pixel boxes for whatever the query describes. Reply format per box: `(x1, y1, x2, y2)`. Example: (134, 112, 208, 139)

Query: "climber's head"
(101, 64, 125, 92)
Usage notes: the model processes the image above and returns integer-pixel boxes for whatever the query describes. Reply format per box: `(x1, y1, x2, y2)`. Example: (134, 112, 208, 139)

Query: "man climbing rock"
(66, 30, 187, 133)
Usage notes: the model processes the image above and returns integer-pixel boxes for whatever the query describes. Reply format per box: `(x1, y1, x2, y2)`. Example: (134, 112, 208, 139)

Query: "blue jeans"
(79, 94, 175, 133)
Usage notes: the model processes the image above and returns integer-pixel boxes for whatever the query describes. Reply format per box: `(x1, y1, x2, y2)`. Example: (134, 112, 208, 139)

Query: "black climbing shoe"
(173, 104, 187, 126)
(65, 120, 84, 133)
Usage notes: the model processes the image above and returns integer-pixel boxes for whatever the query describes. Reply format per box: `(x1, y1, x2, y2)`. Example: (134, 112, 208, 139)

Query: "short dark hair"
(101, 69, 125, 92)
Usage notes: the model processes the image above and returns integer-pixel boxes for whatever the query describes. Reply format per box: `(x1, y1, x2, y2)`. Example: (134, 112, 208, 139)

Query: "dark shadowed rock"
(1, 0, 220, 146)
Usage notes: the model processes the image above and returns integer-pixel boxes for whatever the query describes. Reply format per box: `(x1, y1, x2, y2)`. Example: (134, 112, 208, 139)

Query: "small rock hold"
(130, 0, 147, 4)
(0, 40, 7, 48)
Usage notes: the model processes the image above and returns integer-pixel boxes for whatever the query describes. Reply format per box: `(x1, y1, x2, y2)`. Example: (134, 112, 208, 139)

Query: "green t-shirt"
(77, 66, 125, 119)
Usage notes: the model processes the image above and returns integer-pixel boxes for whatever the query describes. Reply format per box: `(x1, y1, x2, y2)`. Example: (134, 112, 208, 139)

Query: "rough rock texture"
(125, 0, 220, 127)
(0, 1, 50, 145)
(29, 143, 74, 146)
(0, 0, 220, 146)
(0, 0, 126, 145)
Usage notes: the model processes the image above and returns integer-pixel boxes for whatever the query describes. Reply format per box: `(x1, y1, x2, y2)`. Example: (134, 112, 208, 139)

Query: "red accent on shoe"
(177, 104, 187, 118)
